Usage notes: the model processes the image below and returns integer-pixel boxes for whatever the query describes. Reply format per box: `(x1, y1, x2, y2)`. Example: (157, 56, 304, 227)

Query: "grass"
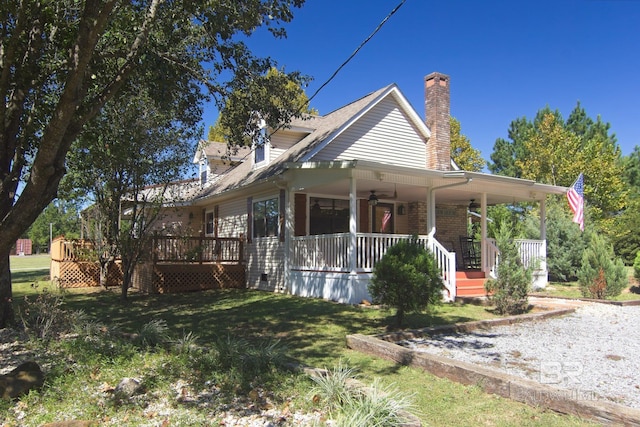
(4, 268, 599, 427)
(9, 255, 51, 288)
(535, 267, 640, 301)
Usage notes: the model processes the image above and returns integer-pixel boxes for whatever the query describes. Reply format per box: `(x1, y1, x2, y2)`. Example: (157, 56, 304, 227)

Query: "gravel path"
(399, 302, 640, 409)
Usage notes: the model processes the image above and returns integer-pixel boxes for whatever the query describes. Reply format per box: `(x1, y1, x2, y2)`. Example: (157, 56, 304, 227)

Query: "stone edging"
(346, 308, 640, 426)
(375, 308, 577, 342)
(529, 293, 640, 306)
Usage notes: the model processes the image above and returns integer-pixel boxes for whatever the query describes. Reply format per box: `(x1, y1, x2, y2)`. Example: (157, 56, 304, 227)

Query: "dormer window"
(253, 119, 269, 169)
(199, 156, 208, 186)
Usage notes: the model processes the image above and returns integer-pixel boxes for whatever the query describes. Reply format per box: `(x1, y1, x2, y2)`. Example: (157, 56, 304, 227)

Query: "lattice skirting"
(50, 261, 123, 288)
(134, 263, 246, 294)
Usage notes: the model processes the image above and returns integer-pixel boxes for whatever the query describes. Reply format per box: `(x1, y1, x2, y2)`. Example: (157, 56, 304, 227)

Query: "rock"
(114, 377, 143, 397)
(0, 361, 44, 400)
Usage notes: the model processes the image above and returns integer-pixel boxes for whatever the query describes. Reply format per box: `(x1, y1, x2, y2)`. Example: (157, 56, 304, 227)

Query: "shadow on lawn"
(58, 289, 486, 364)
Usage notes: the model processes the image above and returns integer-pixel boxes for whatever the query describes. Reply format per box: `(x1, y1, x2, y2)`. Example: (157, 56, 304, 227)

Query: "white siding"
(313, 98, 427, 168)
(218, 198, 247, 238)
(270, 130, 308, 162)
(247, 236, 284, 292)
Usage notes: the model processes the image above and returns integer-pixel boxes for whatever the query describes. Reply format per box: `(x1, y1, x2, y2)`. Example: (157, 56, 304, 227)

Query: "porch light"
(397, 204, 406, 215)
(469, 199, 480, 212)
(368, 191, 378, 206)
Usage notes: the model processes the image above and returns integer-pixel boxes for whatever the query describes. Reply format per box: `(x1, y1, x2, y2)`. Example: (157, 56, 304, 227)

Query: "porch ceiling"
(285, 161, 568, 206)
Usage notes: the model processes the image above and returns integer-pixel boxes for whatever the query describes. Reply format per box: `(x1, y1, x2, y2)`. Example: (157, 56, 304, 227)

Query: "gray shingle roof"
(195, 84, 394, 201)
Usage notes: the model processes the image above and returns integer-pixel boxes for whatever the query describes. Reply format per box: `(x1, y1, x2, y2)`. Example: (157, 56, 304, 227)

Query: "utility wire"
(218, 0, 407, 163)
(306, 0, 406, 105)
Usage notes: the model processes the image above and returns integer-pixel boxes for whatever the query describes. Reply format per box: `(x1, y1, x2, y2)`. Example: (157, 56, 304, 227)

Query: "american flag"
(381, 209, 392, 233)
(567, 173, 584, 231)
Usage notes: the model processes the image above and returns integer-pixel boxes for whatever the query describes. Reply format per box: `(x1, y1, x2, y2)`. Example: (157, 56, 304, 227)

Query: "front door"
(372, 203, 394, 234)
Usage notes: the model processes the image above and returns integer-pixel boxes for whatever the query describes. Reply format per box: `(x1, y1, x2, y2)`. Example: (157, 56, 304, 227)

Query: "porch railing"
(152, 235, 244, 263)
(291, 232, 457, 300)
(483, 238, 546, 277)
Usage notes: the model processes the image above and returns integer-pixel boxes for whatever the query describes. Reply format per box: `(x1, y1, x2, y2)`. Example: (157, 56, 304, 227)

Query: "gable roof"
(192, 140, 252, 164)
(194, 83, 427, 202)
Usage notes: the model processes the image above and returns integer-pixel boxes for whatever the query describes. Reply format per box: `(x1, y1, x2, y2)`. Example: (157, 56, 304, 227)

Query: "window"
(205, 212, 214, 235)
(253, 198, 279, 238)
(309, 198, 350, 235)
(254, 126, 269, 167)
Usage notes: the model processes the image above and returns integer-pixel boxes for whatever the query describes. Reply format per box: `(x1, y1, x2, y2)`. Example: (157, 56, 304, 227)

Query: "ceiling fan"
(362, 185, 398, 204)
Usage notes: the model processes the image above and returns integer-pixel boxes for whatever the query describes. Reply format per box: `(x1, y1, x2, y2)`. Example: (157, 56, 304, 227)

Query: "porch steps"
(455, 270, 488, 297)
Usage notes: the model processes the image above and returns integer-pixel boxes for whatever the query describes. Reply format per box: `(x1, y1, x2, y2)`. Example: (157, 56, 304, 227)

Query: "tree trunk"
(0, 250, 14, 328)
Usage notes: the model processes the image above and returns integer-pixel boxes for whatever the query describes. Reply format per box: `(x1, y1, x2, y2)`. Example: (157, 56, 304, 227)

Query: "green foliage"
(0, 0, 308, 325)
(25, 201, 81, 252)
(523, 198, 586, 281)
(369, 240, 443, 327)
(485, 223, 531, 314)
(310, 362, 414, 427)
(489, 103, 625, 227)
(611, 146, 640, 263)
(578, 232, 628, 299)
(634, 252, 640, 281)
(210, 334, 288, 391)
(450, 117, 485, 172)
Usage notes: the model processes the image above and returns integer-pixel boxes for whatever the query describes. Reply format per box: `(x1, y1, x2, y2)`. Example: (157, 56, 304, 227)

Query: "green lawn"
(5, 284, 595, 426)
(5, 260, 600, 426)
(534, 267, 640, 301)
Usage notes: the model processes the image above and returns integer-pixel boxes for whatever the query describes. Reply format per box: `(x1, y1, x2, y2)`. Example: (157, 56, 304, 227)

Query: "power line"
(306, 0, 407, 105)
(218, 0, 407, 163)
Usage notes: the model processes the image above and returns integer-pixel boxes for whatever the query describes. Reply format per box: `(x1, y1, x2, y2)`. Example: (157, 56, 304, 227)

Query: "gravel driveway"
(399, 302, 640, 409)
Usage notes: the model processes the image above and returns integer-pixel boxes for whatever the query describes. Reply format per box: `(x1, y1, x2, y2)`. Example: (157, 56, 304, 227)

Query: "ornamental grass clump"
(369, 238, 443, 328)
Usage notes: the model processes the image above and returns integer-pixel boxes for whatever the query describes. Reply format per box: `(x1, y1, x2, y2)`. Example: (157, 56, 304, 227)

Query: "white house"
(157, 72, 567, 303)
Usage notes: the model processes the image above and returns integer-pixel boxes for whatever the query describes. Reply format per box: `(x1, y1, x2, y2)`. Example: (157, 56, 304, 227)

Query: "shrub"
(17, 290, 75, 343)
(485, 223, 532, 315)
(369, 239, 443, 327)
(309, 361, 414, 427)
(578, 232, 627, 299)
(634, 251, 640, 281)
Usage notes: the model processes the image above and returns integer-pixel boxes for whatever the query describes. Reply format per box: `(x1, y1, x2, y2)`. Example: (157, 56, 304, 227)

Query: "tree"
(578, 232, 627, 299)
(208, 67, 317, 144)
(62, 84, 195, 298)
(0, 0, 307, 326)
(26, 201, 81, 253)
(450, 117, 485, 172)
(523, 198, 586, 282)
(485, 223, 532, 314)
(369, 240, 443, 328)
(611, 146, 640, 263)
(489, 103, 625, 228)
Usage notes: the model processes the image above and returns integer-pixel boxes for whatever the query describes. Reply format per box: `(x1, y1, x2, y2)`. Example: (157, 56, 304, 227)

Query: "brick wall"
(425, 72, 451, 171)
(434, 204, 468, 267)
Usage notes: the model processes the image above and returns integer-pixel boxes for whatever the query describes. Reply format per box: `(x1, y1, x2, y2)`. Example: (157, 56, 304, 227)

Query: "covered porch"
(280, 160, 566, 303)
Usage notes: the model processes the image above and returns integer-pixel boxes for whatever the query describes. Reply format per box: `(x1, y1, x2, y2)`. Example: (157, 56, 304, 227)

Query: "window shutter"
(279, 189, 286, 242)
(214, 205, 219, 238)
(247, 197, 253, 243)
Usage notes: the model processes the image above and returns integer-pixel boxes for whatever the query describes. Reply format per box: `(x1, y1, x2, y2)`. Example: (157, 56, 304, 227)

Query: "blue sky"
(202, 0, 640, 160)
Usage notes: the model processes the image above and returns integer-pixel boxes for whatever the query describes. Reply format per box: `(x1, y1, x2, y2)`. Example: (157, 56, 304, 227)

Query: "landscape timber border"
(346, 307, 640, 426)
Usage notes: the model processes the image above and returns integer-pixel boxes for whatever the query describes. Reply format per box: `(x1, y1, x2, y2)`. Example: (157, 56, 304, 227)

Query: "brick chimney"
(425, 72, 451, 171)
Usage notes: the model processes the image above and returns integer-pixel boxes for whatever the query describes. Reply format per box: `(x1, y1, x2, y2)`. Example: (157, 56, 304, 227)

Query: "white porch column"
(540, 198, 547, 241)
(283, 185, 293, 294)
(349, 177, 357, 273)
(481, 192, 488, 275)
(427, 187, 435, 234)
